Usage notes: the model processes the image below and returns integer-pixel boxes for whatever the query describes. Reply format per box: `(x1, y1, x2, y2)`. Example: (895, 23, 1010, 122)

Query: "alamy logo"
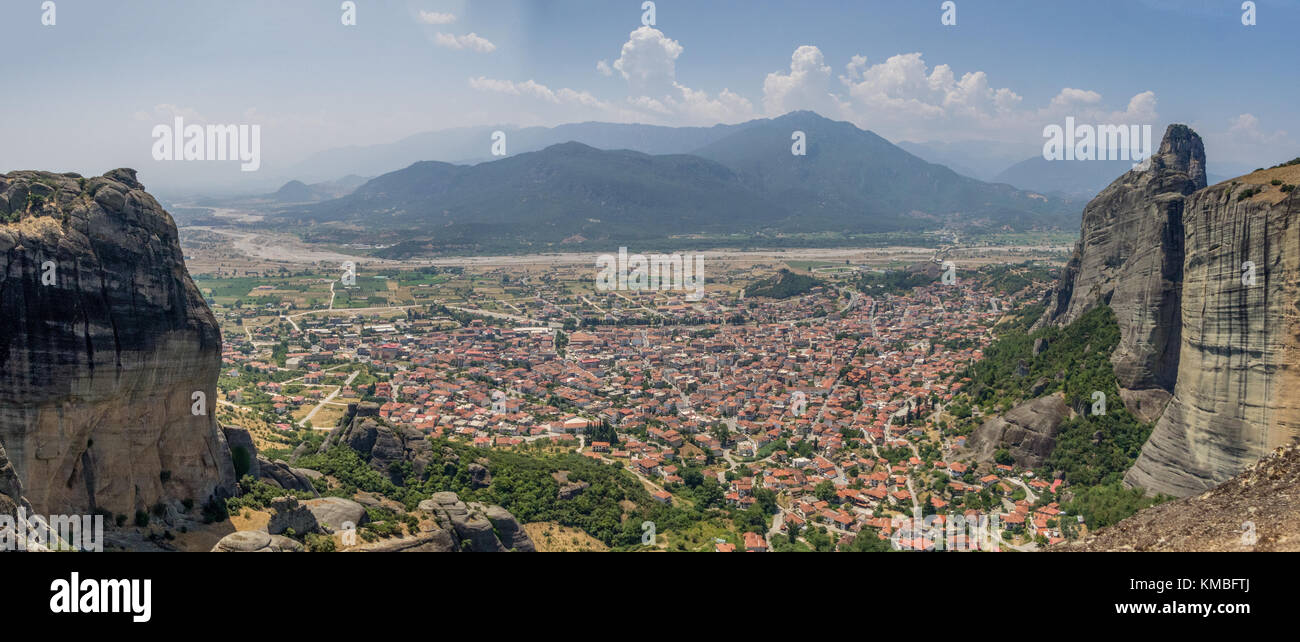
(790, 391, 808, 417)
(595, 247, 705, 302)
(1, 509, 103, 552)
(1042, 117, 1151, 167)
(641, 520, 656, 545)
(49, 572, 150, 623)
(151, 117, 261, 171)
(1091, 391, 1107, 416)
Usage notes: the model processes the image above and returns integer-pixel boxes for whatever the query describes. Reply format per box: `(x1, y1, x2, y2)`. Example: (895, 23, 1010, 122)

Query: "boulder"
(467, 462, 492, 489)
(256, 456, 320, 496)
(302, 497, 367, 533)
(967, 393, 1070, 468)
(211, 530, 303, 552)
(267, 496, 320, 535)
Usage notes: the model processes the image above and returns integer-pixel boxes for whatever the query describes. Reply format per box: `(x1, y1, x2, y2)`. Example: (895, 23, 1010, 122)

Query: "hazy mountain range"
(268, 112, 1081, 255)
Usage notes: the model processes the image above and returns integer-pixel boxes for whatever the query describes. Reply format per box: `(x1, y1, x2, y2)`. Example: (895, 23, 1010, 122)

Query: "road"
(297, 369, 361, 428)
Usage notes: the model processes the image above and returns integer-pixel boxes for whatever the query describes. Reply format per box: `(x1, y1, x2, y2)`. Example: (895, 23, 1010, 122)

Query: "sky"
(0, 0, 1295, 193)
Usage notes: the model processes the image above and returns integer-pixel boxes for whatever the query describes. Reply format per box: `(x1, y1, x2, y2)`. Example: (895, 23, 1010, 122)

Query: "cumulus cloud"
(434, 32, 496, 53)
(1201, 113, 1293, 169)
(832, 51, 1029, 135)
(612, 26, 683, 98)
(464, 32, 1163, 148)
(417, 11, 456, 24)
(763, 46, 844, 117)
(754, 48, 1157, 148)
(1227, 113, 1287, 144)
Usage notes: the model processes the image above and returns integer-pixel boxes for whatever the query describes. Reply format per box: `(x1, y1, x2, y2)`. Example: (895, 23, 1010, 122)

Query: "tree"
(814, 480, 836, 502)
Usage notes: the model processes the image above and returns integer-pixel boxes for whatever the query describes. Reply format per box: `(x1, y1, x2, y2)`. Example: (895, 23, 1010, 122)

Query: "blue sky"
(1, 0, 1294, 191)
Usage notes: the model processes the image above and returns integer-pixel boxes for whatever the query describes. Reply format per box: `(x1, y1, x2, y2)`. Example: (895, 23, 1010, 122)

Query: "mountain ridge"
(275, 111, 1078, 254)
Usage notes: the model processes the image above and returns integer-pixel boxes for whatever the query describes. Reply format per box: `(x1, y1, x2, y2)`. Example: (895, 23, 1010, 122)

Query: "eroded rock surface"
(966, 393, 1070, 468)
(0, 169, 235, 516)
(1126, 171, 1300, 495)
(1040, 125, 1205, 400)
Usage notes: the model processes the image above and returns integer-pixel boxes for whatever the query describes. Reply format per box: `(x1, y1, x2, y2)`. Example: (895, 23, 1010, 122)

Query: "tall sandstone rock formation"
(1126, 162, 1300, 495)
(1040, 124, 1205, 419)
(0, 169, 236, 516)
(1043, 125, 1300, 496)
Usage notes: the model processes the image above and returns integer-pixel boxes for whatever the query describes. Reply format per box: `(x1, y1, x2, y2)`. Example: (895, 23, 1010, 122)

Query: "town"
(201, 248, 1079, 552)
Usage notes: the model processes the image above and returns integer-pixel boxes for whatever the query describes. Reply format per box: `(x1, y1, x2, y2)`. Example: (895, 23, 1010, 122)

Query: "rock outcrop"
(1055, 444, 1300, 551)
(1041, 126, 1300, 496)
(321, 402, 432, 478)
(301, 497, 366, 533)
(257, 456, 321, 496)
(342, 491, 534, 552)
(966, 393, 1070, 468)
(1125, 165, 1300, 495)
(211, 530, 304, 552)
(1040, 124, 1205, 406)
(0, 169, 236, 516)
(221, 426, 319, 495)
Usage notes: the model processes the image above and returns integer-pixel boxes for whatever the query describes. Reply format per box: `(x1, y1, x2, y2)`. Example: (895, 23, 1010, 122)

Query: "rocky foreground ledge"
(1052, 444, 1300, 552)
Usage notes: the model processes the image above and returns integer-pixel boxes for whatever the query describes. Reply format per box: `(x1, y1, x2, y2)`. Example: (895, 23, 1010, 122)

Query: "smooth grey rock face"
(1042, 125, 1300, 497)
(0, 169, 236, 516)
(302, 497, 366, 533)
(211, 530, 304, 552)
(1126, 179, 1300, 496)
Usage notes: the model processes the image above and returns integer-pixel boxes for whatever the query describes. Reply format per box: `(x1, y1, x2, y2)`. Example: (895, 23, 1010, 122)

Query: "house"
(743, 532, 768, 552)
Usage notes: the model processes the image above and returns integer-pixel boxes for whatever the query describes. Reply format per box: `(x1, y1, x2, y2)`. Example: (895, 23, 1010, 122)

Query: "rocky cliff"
(1040, 124, 1205, 406)
(1042, 126, 1300, 496)
(1125, 163, 1300, 495)
(0, 169, 236, 516)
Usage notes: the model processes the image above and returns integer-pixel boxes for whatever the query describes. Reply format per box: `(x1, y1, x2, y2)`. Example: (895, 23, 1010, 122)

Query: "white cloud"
(603, 26, 754, 125)
(1227, 113, 1286, 144)
(763, 45, 844, 117)
(758, 48, 1159, 148)
(469, 77, 608, 110)
(1201, 113, 1293, 169)
(596, 60, 613, 77)
(613, 26, 683, 98)
(417, 11, 456, 24)
(434, 32, 496, 53)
